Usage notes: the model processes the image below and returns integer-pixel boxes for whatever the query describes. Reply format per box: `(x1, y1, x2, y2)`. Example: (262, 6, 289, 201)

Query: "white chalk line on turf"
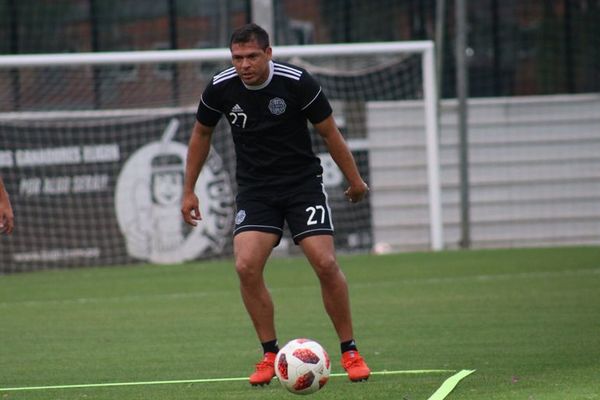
(0, 369, 455, 392)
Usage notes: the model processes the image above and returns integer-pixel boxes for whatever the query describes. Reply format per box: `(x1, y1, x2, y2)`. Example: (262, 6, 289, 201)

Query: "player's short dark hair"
(230, 23, 270, 50)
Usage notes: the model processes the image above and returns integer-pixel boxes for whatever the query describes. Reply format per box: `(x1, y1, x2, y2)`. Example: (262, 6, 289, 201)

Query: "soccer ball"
(275, 338, 331, 395)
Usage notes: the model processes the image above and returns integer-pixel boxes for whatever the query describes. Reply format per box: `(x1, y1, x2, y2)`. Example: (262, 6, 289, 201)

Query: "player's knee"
(313, 255, 339, 279)
(235, 257, 262, 283)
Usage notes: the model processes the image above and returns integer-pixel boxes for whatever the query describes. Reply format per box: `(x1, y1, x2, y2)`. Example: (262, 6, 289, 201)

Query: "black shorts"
(233, 176, 334, 245)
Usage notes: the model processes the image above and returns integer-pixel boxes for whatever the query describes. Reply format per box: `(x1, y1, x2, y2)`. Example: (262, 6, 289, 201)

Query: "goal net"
(0, 42, 441, 272)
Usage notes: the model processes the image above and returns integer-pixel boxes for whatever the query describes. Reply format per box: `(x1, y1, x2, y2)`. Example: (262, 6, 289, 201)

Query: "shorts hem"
(233, 226, 284, 247)
(293, 229, 334, 244)
(234, 225, 283, 236)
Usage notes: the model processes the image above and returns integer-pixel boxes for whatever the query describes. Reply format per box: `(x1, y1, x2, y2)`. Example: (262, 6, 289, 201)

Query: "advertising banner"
(0, 113, 235, 272)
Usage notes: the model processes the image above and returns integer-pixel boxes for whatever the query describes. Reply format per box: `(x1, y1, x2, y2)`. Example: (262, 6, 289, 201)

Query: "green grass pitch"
(1, 246, 599, 399)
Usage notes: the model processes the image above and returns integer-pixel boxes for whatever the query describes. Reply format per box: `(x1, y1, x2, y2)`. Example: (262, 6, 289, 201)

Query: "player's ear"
(265, 46, 273, 60)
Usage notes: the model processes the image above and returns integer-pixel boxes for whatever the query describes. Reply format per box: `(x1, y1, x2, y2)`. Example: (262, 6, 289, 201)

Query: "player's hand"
(0, 214, 13, 234)
(344, 181, 369, 204)
(181, 192, 202, 226)
(0, 203, 14, 235)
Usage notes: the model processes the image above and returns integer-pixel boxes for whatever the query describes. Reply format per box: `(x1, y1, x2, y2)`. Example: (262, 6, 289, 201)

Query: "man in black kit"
(181, 23, 371, 386)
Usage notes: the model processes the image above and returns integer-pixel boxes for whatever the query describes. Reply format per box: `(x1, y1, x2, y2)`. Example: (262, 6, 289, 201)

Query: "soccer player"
(0, 177, 14, 235)
(181, 23, 371, 385)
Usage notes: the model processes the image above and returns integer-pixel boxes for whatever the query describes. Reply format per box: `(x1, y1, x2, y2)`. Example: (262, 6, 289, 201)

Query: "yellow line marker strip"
(0, 369, 455, 392)
(427, 369, 476, 400)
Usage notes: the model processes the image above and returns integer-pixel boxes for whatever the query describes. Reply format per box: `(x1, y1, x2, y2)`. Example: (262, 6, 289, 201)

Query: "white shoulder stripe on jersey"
(200, 94, 220, 113)
(214, 68, 236, 77)
(273, 63, 302, 76)
(214, 67, 235, 79)
(213, 71, 238, 84)
(273, 67, 302, 78)
(213, 69, 237, 79)
(274, 68, 302, 78)
(301, 87, 322, 110)
(273, 71, 301, 81)
(274, 65, 301, 73)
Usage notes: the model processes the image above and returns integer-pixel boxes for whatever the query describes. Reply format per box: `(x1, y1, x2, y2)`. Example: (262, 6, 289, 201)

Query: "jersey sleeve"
(299, 71, 333, 124)
(195, 80, 223, 127)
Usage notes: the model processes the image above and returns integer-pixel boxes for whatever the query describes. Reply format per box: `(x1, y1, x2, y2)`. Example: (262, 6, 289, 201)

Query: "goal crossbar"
(0, 42, 433, 67)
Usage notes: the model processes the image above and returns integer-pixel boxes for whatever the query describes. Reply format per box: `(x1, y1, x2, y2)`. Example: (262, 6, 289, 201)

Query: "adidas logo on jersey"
(231, 104, 244, 113)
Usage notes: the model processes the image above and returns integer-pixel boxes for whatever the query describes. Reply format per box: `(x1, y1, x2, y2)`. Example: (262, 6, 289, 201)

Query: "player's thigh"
(234, 230, 280, 273)
(233, 193, 284, 272)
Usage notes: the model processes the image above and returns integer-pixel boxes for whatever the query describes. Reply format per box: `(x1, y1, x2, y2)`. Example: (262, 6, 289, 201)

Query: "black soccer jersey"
(196, 60, 333, 193)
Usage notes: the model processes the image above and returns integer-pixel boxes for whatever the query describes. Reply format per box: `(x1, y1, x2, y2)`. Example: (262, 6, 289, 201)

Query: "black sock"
(261, 339, 279, 354)
(340, 339, 358, 354)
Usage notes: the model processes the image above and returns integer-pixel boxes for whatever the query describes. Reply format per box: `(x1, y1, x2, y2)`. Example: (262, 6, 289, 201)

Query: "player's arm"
(0, 176, 14, 234)
(181, 121, 214, 226)
(313, 115, 369, 203)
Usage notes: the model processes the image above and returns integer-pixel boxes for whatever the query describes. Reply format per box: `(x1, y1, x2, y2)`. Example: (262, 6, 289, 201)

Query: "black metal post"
(8, 0, 20, 111)
(408, 0, 415, 38)
(435, 0, 446, 100)
(344, 0, 352, 42)
(456, 0, 471, 248)
(245, 0, 252, 24)
(491, 0, 502, 95)
(563, 0, 575, 92)
(417, 0, 427, 39)
(168, 0, 180, 106)
(89, 0, 101, 109)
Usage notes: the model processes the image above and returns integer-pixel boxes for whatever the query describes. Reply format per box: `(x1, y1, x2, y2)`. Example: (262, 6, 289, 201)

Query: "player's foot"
(341, 350, 371, 382)
(249, 352, 277, 386)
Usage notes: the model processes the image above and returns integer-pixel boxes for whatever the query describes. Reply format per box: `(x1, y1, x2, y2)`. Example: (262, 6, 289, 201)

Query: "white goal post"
(0, 41, 443, 270)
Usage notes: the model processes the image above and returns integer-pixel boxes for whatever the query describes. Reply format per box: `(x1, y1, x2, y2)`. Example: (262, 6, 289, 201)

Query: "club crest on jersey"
(235, 209, 246, 225)
(268, 97, 286, 115)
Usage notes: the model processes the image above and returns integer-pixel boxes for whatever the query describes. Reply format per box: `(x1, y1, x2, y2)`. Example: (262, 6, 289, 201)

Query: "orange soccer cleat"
(341, 350, 371, 382)
(249, 352, 277, 386)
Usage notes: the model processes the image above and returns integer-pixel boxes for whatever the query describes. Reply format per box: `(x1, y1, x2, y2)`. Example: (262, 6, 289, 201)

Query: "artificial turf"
(1, 246, 599, 399)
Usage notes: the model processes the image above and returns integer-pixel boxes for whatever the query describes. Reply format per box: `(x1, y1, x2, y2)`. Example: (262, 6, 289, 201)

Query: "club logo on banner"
(114, 119, 234, 264)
